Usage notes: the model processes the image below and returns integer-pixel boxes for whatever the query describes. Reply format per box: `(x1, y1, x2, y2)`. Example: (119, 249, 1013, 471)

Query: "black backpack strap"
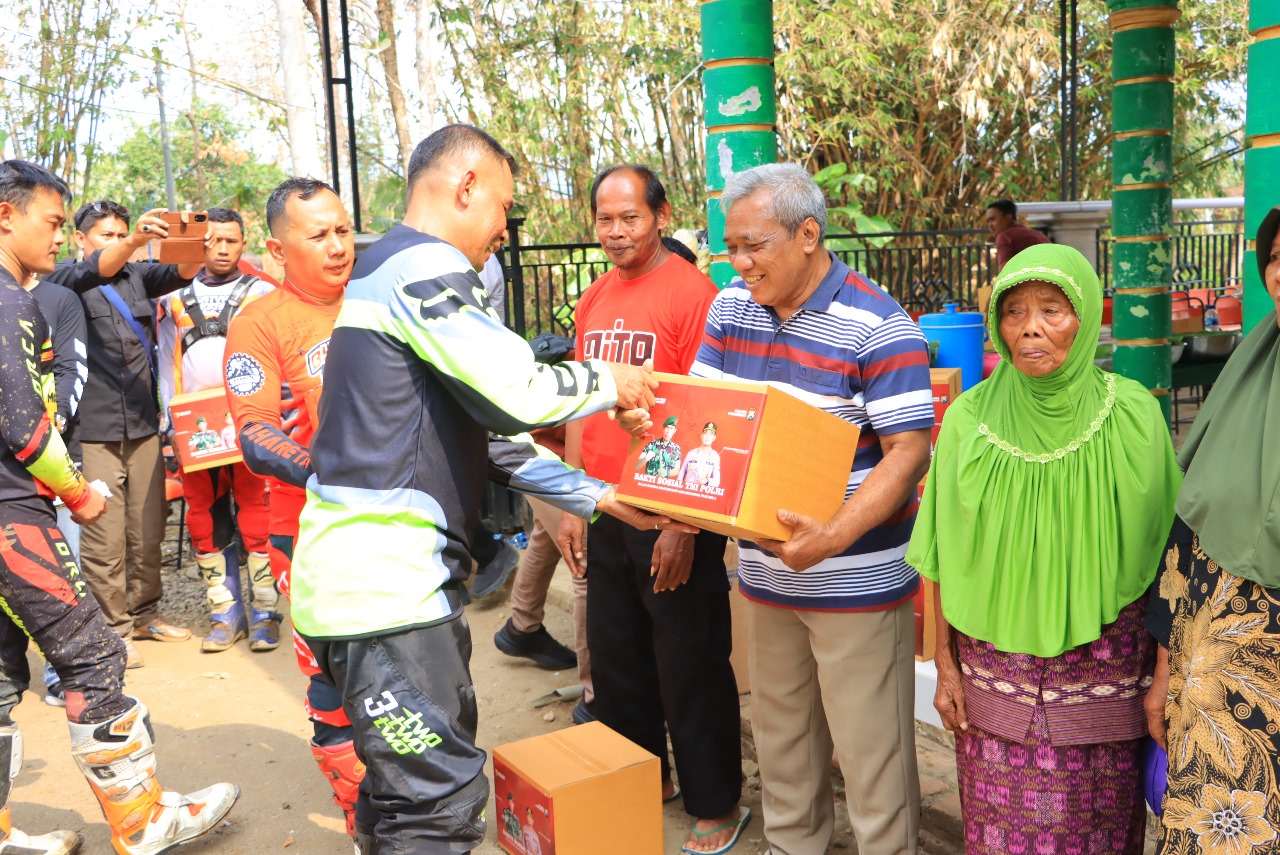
(216, 275, 256, 329)
(180, 275, 257, 351)
(179, 286, 207, 352)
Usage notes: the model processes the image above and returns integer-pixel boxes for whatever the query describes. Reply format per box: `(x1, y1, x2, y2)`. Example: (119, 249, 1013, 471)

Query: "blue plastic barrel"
(918, 303, 986, 390)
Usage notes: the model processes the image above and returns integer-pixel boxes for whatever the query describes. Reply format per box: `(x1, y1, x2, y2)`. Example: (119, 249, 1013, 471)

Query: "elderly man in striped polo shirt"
(691, 163, 934, 855)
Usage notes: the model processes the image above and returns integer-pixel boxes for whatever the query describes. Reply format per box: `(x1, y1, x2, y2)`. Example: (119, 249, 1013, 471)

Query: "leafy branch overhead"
(2, 0, 1247, 247)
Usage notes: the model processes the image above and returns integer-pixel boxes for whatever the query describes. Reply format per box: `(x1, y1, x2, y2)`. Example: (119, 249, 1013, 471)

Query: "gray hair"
(720, 163, 827, 242)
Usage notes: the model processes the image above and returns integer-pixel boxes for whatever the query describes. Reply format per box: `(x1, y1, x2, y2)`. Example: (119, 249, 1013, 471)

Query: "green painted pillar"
(1108, 0, 1180, 424)
(701, 0, 778, 288)
(1244, 1, 1280, 330)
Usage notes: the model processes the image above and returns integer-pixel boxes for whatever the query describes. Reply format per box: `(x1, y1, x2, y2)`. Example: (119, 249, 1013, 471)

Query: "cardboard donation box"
(169, 387, 243, 473)
(914, 367, 963, 661)
(616, 374, 859, 542)
(928, 367, 963, 460)
(493, 722, 662, 855)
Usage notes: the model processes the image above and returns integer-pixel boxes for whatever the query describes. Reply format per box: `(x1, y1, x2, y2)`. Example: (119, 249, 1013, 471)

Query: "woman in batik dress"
(1144, 206, 1280, 855)
(907, 244, 1181, 854)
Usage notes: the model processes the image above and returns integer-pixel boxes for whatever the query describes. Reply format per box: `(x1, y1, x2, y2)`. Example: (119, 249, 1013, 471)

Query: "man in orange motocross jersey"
(222, 177, 363, 837)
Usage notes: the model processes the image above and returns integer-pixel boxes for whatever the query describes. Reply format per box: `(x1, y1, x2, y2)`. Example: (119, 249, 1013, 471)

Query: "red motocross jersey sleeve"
(224, 283, 340, 534)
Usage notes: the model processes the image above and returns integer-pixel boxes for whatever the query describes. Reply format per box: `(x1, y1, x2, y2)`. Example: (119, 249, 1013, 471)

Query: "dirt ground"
(8, 561, 795, 855)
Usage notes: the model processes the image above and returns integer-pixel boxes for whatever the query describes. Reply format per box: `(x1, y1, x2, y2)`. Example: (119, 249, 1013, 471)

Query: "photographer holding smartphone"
(43, 201, 208, 668)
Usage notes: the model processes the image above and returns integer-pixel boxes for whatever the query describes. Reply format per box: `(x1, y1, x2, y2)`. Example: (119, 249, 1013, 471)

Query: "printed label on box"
(617, 383, 765, 517)
(494, 757, 555, 855)
(169, 387, 243, 472)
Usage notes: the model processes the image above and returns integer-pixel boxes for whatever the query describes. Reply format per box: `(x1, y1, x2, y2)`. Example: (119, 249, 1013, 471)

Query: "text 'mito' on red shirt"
(573, 254, 718, 483)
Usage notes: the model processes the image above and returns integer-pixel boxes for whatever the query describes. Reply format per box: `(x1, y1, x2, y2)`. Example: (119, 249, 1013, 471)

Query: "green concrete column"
(702, 0, 778, 288)
(1108, 0, 1180, 423)
(1244, 1, 1280, 330)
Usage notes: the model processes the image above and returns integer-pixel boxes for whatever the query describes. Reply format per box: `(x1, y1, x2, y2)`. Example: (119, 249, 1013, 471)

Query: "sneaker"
(494, 618, 576, 671)
(43, 681, 65, 709)
(122, 638, 143, 670)
(469, 543, 520, 599)
(132, 620, 191, 642)
(571, 699, 597, 725)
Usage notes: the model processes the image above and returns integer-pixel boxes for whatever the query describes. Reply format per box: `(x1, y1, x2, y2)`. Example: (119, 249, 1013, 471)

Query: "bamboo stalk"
(1245, 0, 1280, 330)
(702, 0, 778, 288)
(1108, 0, 1180, 423)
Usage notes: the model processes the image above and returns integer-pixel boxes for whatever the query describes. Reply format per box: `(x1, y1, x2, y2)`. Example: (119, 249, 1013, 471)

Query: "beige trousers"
(509, 498, 592, 702)
(79, 435, 168, 638)
(747, 598, 920, 855)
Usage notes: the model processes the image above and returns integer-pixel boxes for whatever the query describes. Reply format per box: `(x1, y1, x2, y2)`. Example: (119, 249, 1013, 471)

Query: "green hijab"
(1175, 206, 1280, 587)
(906, 244, 1181, 657)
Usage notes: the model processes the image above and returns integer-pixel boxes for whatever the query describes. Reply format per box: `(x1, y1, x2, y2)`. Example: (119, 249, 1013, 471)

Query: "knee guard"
(311, 740, 365, 838)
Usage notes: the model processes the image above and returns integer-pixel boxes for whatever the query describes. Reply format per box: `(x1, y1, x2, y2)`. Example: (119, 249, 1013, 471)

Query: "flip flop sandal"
(679, 806, 752, 855)
(663, 785, 682, 804)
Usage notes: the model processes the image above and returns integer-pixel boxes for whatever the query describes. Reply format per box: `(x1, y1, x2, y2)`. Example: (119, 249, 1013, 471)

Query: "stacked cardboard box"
(913, 367, 963, 661)
(493, 722, 661, 855)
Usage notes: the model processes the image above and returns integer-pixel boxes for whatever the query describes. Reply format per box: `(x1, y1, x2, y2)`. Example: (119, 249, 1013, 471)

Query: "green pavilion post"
(1244, 0, 1280, 330)
(701, 0, 779, 288)
(1107, 0, 1179, 423)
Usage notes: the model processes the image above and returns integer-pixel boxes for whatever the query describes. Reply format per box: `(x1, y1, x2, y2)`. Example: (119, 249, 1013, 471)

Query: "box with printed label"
(493, 722, 661, 855)
(914, 367, 963, 661)
(169, 387, 243, 473)
(615, 373, 860, 542)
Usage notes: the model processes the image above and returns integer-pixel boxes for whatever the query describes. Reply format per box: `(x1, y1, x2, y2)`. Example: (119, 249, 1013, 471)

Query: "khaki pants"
(80, 436, 167, 638)
(747, 598, 920, 855)
(510, 498, 592, 702)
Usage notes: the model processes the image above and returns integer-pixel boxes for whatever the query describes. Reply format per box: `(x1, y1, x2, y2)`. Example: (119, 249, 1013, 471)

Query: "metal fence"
(1096, 218, 1246, 292)
(501, 223, 1001, 336)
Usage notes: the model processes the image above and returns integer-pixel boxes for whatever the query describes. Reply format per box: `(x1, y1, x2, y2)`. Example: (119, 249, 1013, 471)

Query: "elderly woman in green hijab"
(907, 244, 1180, 853)
(1143, 207, 1280, 854)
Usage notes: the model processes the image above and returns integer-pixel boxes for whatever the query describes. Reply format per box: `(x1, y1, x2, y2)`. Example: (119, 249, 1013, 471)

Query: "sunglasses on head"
(75, 201, 130, 230)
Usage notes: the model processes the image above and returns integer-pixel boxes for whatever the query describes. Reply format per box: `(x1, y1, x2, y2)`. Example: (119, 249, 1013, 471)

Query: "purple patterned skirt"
(953, 600, 1152, 854)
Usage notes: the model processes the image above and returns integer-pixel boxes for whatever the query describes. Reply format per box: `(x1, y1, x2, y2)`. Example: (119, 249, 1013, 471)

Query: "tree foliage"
(2, 0, 1248, 247)
(84, 101, 287, 251)
(0, 0, 139, 196)
(416, 0, 1246, 242)
(428, 0, 706, 243)
(774, 0, 1246, 230)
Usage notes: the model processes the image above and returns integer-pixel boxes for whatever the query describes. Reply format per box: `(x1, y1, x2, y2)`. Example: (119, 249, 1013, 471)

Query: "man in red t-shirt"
(559, 166, 748, 854)
(986, 199, 1050, 268)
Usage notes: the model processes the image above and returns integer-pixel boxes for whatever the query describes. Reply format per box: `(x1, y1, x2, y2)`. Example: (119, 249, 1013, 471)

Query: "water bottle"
(1204, 305, 1219, 332)
(507, 531, 529, 550)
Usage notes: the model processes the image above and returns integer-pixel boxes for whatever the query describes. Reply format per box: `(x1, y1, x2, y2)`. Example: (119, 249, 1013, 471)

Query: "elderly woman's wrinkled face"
(998, 281, 1080, 377)
(1266, 230, 1280, 327)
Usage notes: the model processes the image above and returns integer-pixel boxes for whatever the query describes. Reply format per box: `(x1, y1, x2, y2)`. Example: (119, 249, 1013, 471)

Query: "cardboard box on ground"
(616, 373, 859, 542)
(169, 387, 243, 473)
(913, 367, 963, 661)
(493, 722, 662, 855)
(977, 285, 996, 353)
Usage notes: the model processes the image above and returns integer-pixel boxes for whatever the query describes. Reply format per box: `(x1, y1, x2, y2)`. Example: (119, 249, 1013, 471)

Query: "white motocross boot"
(0, 725, 81, 854)
(68, 701, 239, 854)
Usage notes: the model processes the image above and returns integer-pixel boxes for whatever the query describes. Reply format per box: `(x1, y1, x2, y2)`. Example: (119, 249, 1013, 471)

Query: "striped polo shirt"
(690, 252, 933, 611)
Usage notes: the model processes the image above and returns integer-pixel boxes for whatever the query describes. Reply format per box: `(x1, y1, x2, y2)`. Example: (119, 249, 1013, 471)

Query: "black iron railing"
(501, 226, 1003, 336)
(827, 229, 998, 315)
(1096, 219, 1245, 292)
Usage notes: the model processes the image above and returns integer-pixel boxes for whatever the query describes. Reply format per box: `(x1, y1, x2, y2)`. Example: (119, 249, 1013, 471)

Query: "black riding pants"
(305, 615, 488, 854)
